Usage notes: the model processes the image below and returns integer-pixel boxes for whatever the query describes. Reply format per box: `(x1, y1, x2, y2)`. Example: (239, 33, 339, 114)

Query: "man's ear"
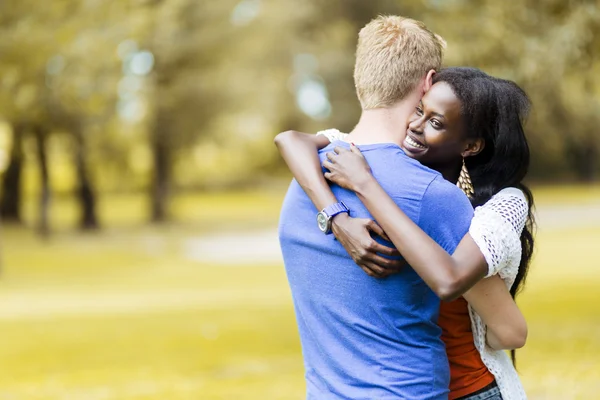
(461, 138, 485, 158)
(423, 69, 436, 93)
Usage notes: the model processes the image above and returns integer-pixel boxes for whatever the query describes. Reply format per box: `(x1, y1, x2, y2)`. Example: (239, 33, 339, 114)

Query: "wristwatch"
(317, 202, 350, 234)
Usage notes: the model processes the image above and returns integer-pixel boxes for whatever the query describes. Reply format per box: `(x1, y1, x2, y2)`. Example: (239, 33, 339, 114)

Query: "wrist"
(332, 211, 350, 225)
(353, 174, 377, 196)
(318, 202, 350, 234)
(315, 195, 339, 213)
(331, 212, 350, 237)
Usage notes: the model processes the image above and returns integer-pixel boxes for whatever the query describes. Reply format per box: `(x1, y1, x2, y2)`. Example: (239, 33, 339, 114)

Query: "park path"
(189, 202, 600, 265)
(1, 202, 596, 321)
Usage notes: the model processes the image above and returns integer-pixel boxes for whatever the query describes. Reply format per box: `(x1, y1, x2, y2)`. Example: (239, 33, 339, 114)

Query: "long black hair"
(433, 67, 536, 364)
(433, 67, 535, 298)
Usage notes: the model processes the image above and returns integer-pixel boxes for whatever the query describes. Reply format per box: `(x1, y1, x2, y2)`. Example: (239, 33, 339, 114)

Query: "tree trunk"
(34, 126, 50, 238)
(578, 76, 599, 182)
(566, 135, 598, 182)
(0, 213, 3, 275)
(0, 123, 24, 223)
(74, 126, 99, 230)
(150, 111, 170, 223)
(578, 137, 598, 182)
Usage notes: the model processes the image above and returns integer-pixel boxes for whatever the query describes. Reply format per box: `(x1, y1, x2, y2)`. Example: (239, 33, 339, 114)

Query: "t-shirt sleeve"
(418, 176, 474, 254)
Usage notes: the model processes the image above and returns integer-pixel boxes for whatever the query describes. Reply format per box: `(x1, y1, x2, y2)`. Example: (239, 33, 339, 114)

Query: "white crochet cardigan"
(317, 129, 528, 399)
(468, 187, 529, 400)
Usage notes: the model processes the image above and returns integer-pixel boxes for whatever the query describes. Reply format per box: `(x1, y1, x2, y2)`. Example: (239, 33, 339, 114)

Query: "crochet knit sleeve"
(316, 129, 348, 143)
(468, 187, 529, 282)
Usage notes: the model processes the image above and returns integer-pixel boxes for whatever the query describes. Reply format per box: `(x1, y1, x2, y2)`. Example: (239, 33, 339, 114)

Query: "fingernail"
(351, 142, 355, 146)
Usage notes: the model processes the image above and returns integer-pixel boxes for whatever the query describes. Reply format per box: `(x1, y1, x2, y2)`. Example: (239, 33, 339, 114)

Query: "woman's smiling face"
(401, 81, 469, 168)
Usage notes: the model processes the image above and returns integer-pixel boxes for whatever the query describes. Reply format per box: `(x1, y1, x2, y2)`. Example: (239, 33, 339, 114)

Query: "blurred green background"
(1, 1, 599, 399)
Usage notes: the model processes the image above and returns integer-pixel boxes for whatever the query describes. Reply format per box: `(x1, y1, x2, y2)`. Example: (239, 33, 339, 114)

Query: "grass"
(530, 182, 600, 206)
(19, 187, 288, 232)
(0, 227, 303, 400)
(517, 225, 600, 399)
(1, 186, 599, 399)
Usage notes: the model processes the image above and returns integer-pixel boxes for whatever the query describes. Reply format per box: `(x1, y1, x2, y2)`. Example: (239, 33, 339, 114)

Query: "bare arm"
(355, 178, 486, 300)
(464, 276, 528, 350)
(323, 145, 486, 300)
(323, 145, 527, 347)
(274, 130, 335, 210)
(274, 130, 405, 276)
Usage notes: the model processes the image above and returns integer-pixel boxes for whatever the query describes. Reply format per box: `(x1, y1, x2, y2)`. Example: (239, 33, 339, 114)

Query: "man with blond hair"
(278, 16, 473, 398)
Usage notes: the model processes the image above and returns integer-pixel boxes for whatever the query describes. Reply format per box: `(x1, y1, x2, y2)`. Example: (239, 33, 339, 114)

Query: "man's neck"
(347, 97, 420, 146)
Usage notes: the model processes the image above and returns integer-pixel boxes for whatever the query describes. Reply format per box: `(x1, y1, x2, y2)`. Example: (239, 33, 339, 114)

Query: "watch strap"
(323, 202, 350, 218)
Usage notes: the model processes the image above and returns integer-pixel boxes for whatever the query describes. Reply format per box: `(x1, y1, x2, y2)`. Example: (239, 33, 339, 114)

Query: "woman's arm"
(323, 145, 487, 300)
(357, 179, 487, 300)
(463, 276, 528, 350)
(323, 145, 528, 347)
(274, 130, 335, 210)
(274, 130, 405, 276)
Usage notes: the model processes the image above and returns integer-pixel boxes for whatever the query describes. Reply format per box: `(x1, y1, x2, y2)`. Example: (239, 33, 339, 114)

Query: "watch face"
(317, 212, 328, 232)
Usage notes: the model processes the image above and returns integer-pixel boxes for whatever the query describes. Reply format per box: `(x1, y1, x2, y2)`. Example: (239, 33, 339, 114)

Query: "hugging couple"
(277, 15, 534, 400)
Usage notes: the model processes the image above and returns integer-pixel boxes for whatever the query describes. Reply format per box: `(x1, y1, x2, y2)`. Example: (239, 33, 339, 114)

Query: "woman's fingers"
(350, 143, 365, 158)
(367, 219, 387, 240)
(370, 242, 401, 257)
(330, 215, 403, 278)
(333, 146, 348, 155)
(361, 260, 401, 278)
(357, 263, 376, 277)
(366, 253, 405, 270)
(365, 220, 385, 237)
(365, 220, 392, 242)
(356, 234, 403, 272)
(362, 220, 398, 254)
(360, 262, 387, 277)
(326, 152, 336, 162)
(322, 160, 334, 171)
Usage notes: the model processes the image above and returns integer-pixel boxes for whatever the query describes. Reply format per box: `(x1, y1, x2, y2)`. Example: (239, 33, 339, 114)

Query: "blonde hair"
(354, 15, 446, 109)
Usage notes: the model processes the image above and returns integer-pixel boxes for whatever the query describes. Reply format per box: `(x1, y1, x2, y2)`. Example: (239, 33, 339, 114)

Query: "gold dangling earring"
(457, 158, 474, 198)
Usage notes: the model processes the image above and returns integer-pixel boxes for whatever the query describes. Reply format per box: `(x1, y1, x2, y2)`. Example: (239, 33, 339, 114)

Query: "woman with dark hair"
(274, 67, 535, 400)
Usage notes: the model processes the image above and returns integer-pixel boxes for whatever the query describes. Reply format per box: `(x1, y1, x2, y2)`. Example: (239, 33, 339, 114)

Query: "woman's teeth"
(406, 136, 426, 149)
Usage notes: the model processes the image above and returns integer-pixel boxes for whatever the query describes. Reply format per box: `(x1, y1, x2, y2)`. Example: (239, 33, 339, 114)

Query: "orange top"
(439, 297, 495, 400)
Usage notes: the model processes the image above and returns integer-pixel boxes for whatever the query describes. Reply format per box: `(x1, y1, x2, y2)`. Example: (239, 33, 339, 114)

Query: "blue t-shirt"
(279, 141, 473, 399)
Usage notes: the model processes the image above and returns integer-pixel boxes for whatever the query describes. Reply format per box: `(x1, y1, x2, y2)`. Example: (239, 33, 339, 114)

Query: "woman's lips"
(403, 132, 427, 153)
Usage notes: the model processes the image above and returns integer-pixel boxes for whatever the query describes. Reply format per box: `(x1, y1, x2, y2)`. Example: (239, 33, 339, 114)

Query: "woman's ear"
(462, 138, 485, 158)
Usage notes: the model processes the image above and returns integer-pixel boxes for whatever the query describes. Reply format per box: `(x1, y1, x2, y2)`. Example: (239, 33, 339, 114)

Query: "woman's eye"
(430, 119, 442, 129)
(415, 107, 423, 116)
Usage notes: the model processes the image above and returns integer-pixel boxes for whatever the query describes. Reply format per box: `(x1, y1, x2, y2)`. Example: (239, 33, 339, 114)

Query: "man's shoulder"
(371, 150, 442, 190)
(426, 175, 466, 196)
(421, 175, 474, 217)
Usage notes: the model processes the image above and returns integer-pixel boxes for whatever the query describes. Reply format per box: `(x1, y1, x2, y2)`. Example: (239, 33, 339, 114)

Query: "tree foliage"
(0, 0, 598, 231)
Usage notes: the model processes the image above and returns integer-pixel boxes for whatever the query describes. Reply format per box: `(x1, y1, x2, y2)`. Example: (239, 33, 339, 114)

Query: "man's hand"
(331, 213, 406, 278)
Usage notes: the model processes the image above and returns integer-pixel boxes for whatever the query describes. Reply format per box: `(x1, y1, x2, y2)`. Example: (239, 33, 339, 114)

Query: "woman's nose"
(408, 116, 425, 134)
